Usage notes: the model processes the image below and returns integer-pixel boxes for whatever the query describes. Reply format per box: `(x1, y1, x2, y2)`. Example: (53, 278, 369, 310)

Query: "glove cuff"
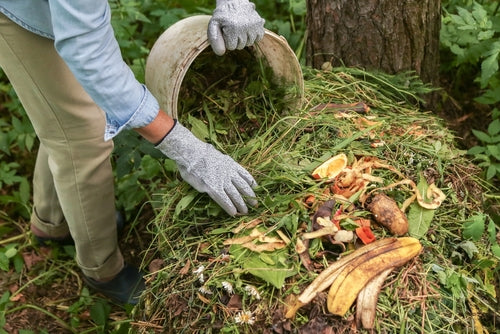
(155, 121, 208, 167)
(154, 119, 178, 146)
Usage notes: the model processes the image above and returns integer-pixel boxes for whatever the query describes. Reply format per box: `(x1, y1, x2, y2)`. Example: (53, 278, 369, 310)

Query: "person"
(0, 0, 264, 304)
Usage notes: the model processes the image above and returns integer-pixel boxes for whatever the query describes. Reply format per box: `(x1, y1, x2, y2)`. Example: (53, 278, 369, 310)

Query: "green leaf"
(472, 129, 493, 143)
(230, 244, 296, 289)
(408, 202, 434, 239)
(407, 175, 434, 239)
(480, 52, 499, 88)
(475, 85, 500, 104)
(487, 219, 500, 257)
(478, 30, 494, 41)
(487, 218, 497, 243)
(458, 240, 479, 258)
(174, 193, 196, 217)
(463, 214, 486, 240)
(0, 252, 9, 272)
(486, 164, 497, 179)
(488, 118, 500, 136)
(4, 246, 17, 259)
(90, 300, 111, 326)
(188, 115, 210, 141)
(491, 244, 500, 258)
(467, 146, 485, 155)
(486, 144, 500, 160)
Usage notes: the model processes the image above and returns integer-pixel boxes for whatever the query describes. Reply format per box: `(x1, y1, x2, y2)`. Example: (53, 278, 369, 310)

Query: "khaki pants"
(0, 13, 123, 280)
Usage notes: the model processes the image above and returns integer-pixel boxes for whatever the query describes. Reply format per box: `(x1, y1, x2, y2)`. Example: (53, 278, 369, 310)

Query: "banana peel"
(355, 267, 394, 329)
(285, 237, 422, 319)
(327, 237, 421, 316)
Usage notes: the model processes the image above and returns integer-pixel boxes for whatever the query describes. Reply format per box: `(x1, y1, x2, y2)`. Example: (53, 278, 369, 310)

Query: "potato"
(366, 193, 408, 236)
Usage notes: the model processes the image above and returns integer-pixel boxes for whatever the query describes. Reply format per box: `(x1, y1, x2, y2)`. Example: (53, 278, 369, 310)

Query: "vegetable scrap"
(366, 193, 409, 236)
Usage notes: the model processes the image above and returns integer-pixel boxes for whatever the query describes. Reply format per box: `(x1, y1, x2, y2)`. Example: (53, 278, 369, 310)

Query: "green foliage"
(407, 175, 436, 239)
(441, 0, 500, 100)
(441, 0, 500, 181)
(467, 108, 500, 179)
(0, 71, 35, 219)
(462, 213, 500, 257)
(0, 243, 24, 273)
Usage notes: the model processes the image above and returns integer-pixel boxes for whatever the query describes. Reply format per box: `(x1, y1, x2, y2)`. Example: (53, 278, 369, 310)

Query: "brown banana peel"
(327, 237, 422, 316)
(285, 237, 398, 319)
(355, 267, 394, 329)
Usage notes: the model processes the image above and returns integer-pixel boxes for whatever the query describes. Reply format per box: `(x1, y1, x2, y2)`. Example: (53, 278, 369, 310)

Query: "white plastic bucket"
(145, 15, 304, 118)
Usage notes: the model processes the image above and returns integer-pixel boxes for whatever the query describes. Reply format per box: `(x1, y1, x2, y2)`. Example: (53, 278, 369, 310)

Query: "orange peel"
(312, 153, 348, 180)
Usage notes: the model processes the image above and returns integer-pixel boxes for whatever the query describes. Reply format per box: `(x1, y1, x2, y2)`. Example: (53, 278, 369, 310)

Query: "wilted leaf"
(458, 240, 479, 258)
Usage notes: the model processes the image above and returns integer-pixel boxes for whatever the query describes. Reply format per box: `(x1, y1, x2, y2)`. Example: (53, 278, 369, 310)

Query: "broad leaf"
(188, 115, 210, 141)
(408, 203, 434, 239)
(481, 51, 499, 88)
(407, 174, 435, 239)
(472, 129, 493, 143)
(230, 244, 296, 289)
(486, 164, 497, 179)
(458, 240, 479, 258)
(487, 118, 500, 136)
(467, 146, 485, 155)
(486, 144, 500, 160)
(463, 214, 486, 241)
(174, 193, 196, 217)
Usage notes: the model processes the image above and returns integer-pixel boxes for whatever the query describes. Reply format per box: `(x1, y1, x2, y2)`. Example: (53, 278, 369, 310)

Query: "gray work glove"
(156, 121, 258, 216)
(208, 0, 265, 56)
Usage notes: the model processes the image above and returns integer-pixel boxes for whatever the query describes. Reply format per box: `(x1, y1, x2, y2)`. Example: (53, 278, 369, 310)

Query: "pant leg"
(32, 142, 70, 239)
(0, 13, 123, 280)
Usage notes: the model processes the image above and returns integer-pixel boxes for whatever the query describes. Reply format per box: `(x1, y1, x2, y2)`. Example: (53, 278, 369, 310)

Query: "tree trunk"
(306, 0, 441, 87)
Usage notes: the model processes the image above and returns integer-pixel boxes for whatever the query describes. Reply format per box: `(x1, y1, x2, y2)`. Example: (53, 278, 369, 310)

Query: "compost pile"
(133, 60, 499, 333)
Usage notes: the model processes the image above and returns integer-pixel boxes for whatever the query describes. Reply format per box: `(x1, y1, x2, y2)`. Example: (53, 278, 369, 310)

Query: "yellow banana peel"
(327, 237, 422, 316)
(285, 237, 422, 319)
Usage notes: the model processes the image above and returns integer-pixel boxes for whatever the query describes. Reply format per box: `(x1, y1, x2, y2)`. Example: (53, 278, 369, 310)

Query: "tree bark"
(306, 0, 441, 87)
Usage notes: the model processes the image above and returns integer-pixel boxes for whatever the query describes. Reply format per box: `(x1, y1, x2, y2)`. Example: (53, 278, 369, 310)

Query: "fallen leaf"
(226, 294, 242, 310)
(233, 218, 263, 234)
(241, 241, 286, 252)
(179, 260, 191, 276)
(22, 251, 45, 271)
(149, 258, 166, 273)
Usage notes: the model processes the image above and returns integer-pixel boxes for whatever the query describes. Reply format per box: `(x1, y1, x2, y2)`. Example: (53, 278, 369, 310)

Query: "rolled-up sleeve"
(48, 0, 159, 140)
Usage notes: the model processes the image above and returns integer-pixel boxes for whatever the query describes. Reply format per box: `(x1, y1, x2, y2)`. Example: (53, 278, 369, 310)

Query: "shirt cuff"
(103, 85, 160, 141)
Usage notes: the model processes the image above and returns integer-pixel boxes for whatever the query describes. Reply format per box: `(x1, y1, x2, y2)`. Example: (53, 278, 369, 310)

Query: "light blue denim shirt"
(0, 0, 159, 140)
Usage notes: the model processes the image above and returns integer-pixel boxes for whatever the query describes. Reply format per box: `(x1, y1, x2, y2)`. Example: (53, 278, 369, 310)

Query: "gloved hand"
(155, 121, 258, 216)
(208, 0, 265, 56)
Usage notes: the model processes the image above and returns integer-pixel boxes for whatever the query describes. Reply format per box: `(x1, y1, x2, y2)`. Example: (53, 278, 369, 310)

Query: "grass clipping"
(135, 56, 498, 333)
